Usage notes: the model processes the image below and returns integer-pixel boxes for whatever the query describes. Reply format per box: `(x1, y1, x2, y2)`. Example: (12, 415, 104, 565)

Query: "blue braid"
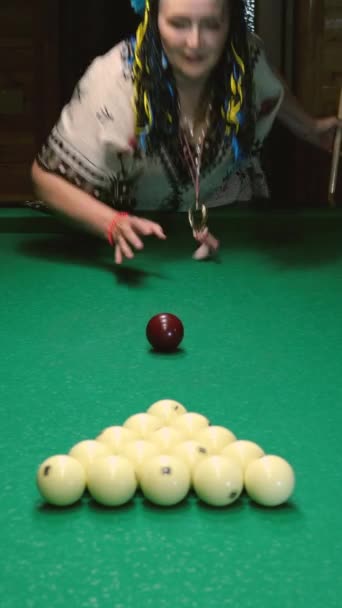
(131, 0, 145, 15)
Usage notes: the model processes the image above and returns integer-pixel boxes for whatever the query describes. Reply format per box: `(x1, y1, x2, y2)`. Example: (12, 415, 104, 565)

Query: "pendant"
(188, 203, 208, 232)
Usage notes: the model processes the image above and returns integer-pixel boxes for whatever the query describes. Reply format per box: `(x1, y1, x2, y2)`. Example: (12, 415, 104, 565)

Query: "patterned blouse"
(37, 34, 284, 213)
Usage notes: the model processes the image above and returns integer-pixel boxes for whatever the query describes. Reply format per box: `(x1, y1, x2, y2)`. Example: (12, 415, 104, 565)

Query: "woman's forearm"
(31, 160, 116, 240)
(277, 86, 317, 141)
(272, 69, 316, 141)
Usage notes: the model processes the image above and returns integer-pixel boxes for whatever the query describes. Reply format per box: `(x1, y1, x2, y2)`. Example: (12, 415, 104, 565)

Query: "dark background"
(59, 0, 140, 104)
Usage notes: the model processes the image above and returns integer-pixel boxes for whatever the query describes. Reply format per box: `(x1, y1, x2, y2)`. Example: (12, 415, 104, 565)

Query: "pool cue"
(328, 86, 342, 206)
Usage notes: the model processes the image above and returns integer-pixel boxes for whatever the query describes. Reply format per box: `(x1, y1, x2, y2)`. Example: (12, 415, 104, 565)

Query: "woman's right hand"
(109, 213, 166, 264)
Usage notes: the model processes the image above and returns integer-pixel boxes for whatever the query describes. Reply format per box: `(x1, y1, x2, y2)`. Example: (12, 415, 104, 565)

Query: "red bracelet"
(107, 212, 129, 247)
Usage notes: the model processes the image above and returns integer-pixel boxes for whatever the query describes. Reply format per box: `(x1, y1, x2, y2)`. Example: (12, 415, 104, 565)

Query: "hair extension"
(132, 0, 255, 160)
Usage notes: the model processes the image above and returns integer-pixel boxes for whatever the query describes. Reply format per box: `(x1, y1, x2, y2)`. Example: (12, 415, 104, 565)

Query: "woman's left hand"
(308, 117, 342, 152)
(276, 79, 342, 153)
(192, 228, 220, 260)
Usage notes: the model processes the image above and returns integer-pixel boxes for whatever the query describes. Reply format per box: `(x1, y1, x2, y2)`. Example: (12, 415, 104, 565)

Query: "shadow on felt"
(207, 212, 342, 269)
(17, 209, 342, 273)
(18, 234, 166, 286)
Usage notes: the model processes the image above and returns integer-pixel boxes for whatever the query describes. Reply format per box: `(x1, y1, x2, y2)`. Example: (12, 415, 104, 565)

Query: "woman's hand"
(307, 117, 342, 152)
(109, 213, 166, 264)
(274, 71, 342, 153)
(192, 228, 220, 260)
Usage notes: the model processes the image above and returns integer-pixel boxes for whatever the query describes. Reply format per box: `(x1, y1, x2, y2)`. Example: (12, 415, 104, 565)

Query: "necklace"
(180, 104, 212, 233)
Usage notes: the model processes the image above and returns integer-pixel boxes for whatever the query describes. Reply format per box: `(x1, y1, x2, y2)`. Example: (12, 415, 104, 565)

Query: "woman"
(31, 0, 340, 263)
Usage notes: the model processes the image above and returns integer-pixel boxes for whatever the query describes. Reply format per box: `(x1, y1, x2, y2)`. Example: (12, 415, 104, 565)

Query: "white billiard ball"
(195, 426, 236, 453)
(193, 456, 243, 507)
(123, 413, 163, 437)
(87, 455, 137, 507)
(172, 412, 209, 438)
(147, 399, 187, 423)
(147, 426, 185, 452)
(120, 440, 160, 482)
(244, 455, 295, 507)
(172, 440, 209, 480)
(69, 440, 111, 478)
(36, 455, 86, 506)
(139, 454, 191, 506)
(96, 426, 138, 453)
(221, 440, 265, 473)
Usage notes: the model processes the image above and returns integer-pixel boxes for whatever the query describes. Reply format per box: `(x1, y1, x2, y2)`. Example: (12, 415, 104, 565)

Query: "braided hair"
(132, 0, 255, 160)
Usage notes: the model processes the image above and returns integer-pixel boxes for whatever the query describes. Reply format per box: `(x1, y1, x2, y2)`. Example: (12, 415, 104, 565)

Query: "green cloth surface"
(1, 208, 342, 608)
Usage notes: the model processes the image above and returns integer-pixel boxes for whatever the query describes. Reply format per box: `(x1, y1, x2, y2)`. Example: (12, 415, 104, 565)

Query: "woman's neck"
(175, 75, 210, 125)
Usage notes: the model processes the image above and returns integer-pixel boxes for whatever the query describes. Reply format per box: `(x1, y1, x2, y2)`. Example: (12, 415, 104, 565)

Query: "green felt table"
(1, 206, 342, 608)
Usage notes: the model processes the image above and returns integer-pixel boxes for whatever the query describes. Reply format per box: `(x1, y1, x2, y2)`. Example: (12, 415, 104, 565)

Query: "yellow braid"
(231, 41, 246, 75)
(134, 0, 149, 70)
(132, 0, 153, 135)
(223, 41, 246, 136)
(143, 91, 152, 125)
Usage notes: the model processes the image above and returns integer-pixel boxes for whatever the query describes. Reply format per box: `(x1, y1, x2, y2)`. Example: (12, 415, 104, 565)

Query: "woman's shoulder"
(70, 38, 136, 134)
(78, 39, 135, 95)
(247, 31, 266, 67)
(247, 31, 281, 88)
(247, 31, 265, 51)
(246, 31, 284, 130)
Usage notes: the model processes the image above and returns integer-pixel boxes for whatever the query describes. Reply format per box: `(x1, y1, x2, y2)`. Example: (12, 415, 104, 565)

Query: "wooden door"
(293, 0, 342, 204)
(0, 0, 60, 202)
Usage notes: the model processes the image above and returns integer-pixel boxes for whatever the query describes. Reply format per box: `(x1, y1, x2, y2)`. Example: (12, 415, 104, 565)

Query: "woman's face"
(158, 0, 230, 83)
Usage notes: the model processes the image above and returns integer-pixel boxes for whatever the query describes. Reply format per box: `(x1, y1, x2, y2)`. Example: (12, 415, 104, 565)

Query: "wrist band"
(107, 212, 129, 247)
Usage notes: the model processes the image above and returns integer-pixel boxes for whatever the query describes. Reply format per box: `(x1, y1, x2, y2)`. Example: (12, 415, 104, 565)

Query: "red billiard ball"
(146, 313, 184, 352)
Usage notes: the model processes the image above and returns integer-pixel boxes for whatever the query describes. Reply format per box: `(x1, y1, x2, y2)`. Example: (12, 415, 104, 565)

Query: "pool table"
(1, 204, 342, 608)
